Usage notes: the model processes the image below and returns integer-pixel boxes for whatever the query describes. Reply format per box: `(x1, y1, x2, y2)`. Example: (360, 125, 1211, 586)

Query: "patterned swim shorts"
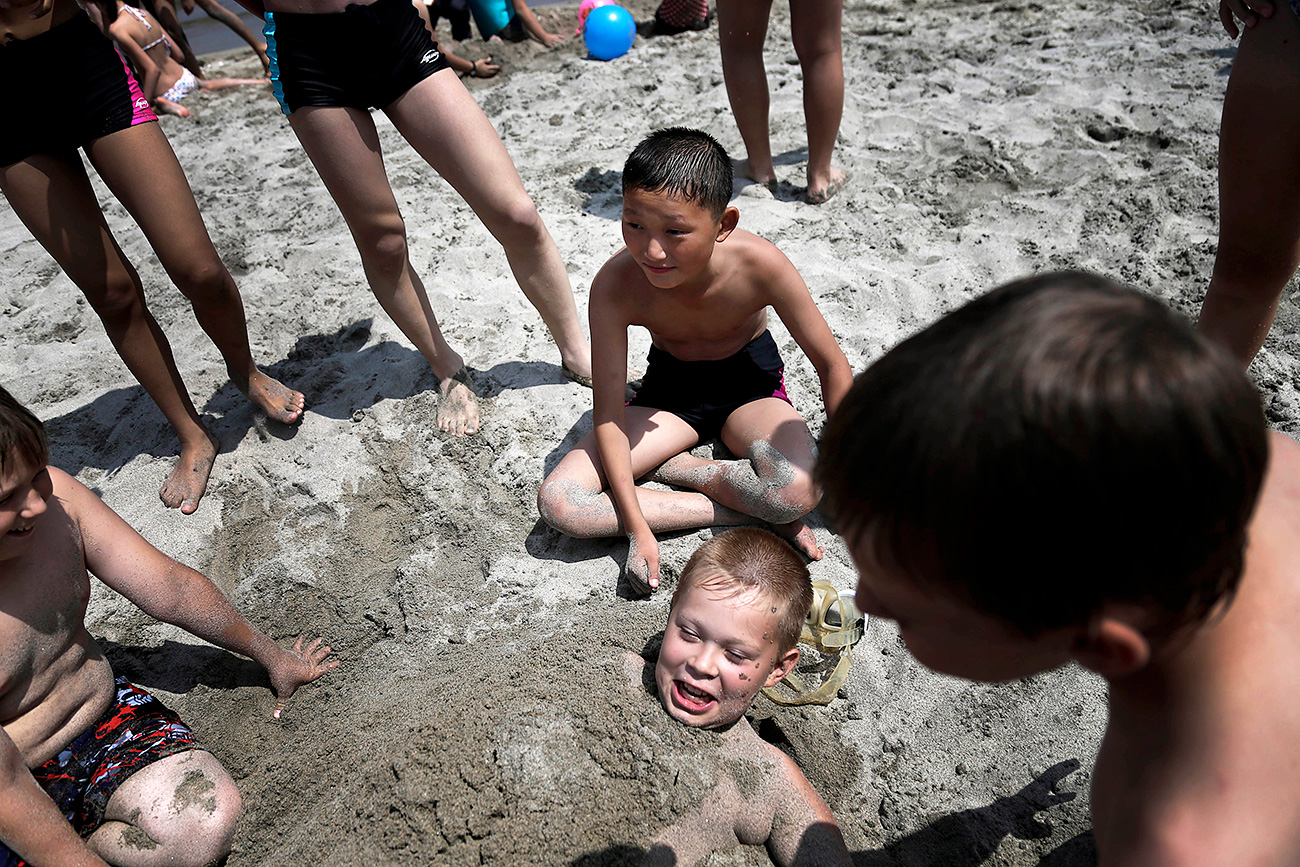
(0, 677, 200, 867)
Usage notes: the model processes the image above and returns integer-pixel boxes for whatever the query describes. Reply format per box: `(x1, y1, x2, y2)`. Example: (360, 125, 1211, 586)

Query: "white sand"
(1, 0, 1295, 862)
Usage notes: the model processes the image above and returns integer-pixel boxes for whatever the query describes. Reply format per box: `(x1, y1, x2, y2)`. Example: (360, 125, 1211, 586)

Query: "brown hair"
(818, 272, 1268, 637)
(0, 387, 48, 476)
(671, 528, 813, 653)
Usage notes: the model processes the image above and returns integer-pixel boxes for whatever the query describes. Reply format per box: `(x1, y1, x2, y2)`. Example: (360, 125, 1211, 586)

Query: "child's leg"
(537, 407, 750, 537)
(286, 104, 479, 435)
(648, 397, 822, 558)
(90, 750, 241, 867)
(1198, 4, 1300, 365)
(0, 150, 217, 514)
(197, 78, 271, 91)
(790, 0, 847, 203)
(717, 0, 776, 185)
(84, 124, 305, 427)
(382, 69, 594, 382)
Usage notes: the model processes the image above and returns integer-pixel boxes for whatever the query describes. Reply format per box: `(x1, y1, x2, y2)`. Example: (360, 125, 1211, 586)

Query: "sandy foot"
(805, 167, 850, 205)
(438, 367, 481, 437)
(159, 431, 219, 514)
(242, 369, 305, 424)
(774, 519, 823, 560)
(732, 157, 776, 189)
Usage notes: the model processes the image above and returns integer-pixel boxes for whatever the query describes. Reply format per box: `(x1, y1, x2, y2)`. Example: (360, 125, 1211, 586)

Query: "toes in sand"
(160, 432, 219, 515)
(438, 367, 481, 437)
(244, 369, 306, 424)
(805, 168, 850, 205)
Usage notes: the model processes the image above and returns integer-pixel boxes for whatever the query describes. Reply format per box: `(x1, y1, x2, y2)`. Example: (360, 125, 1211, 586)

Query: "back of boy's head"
(671, 528, 813, 654)
(0, 387, 48, 476)
(819, 272, 1268, 638)
(623, 127, 733, 220)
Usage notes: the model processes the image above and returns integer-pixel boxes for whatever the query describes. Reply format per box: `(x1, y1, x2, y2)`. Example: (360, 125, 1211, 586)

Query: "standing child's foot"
(733, 158, 777, 189)
(240, 369, 305, 424)
(775, 519, 823, 560)
(438, 367, 481, 436)
(805, 167, 850, 205)
(160, 431, 219, 514)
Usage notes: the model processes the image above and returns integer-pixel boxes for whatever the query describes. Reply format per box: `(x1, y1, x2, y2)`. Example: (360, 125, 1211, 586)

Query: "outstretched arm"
(59, 469, 337, 717)
(0, 729, 111, 867)
(192, 0, 269, 69)
(761, 247, 853, 418)
(510, 0, 563, 46)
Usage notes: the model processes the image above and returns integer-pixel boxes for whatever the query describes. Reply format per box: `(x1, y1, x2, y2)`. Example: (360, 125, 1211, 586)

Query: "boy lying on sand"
(538, 128, 853, 593)
(0, 387, 336, 867)
(820, 271, 1300, 865)
(630, 528, 850, 866)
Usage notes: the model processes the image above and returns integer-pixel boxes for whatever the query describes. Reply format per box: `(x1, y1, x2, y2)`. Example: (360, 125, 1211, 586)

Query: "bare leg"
(89, 750, 241, 867)
(384, 69, 593, 382)
(286, 104, 479, 435)
(717, 0, 776, 185)
(85, 124, 305, 427)
(0, 149, 217, 514)
(1198, 3, 1300, 366)
(198, 78, 271, 91)
(648, 398, 823, 558)
(537, 408, 751, 538)
(790, 0, 847, 203)
(193, 0, 271, 72)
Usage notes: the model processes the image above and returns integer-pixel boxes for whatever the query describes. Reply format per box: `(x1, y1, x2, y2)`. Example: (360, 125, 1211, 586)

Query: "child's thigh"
(103, 749, 240, 836)
(548, 407, 701, 489)
(720, 398, 816, 472)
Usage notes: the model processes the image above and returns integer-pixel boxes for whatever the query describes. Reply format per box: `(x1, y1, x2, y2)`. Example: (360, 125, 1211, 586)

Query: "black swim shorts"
(264, 0, 452, 116)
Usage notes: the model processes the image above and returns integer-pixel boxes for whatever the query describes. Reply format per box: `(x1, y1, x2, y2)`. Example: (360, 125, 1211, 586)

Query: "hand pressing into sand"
(1220, 0, 1274, 36)
(626, 528, 660, 593)
(267, 636, 339, 719)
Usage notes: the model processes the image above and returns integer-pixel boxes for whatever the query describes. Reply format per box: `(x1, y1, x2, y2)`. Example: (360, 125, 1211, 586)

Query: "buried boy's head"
(818, 272, 1268, 681)
(656, 528, 813, 729)
(0, 387, 50, 561)
(0, 387, 47, 476)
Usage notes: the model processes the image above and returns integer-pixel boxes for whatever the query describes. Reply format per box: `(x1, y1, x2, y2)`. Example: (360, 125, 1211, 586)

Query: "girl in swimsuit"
(1198, 0, 1300, 366)
(91, 0, 266, 118)
(0, 0, 304, 514)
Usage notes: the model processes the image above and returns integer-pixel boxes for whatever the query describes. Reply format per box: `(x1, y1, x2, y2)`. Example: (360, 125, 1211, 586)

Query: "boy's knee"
(356, 216, 410, 276)
(85, 275, 144, 324)
(171, 771, 242, 867)
(169, 255, 230, 300)
(537, 475, 597, 537)
(756, 480, 819, 525)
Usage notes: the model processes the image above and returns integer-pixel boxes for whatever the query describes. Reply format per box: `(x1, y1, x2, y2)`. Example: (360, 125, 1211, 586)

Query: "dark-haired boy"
(538, 127, 852, 593)
(634, 527, 850, 866)
(0, 387, 337, 867)
(819, 271, 1300, 864)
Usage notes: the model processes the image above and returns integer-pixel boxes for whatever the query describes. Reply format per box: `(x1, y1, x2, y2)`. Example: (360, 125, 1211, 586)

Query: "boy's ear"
(763, 647, 799, 689)
(1070, 614, 1151, 679)
(715, 207, 740, 243)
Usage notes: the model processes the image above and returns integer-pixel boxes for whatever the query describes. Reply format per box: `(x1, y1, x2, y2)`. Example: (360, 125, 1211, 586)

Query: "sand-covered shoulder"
(1, 0, 1295, 863)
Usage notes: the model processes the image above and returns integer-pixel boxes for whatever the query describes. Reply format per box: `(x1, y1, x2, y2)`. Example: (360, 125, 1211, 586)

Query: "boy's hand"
(267, 636, 338, 719)
(1220, 0, 1273, 37)
(626, 529, 661, 594)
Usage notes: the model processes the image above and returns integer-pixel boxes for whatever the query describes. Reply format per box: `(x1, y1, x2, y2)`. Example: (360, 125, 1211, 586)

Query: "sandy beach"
(1, 0, 1296, 862)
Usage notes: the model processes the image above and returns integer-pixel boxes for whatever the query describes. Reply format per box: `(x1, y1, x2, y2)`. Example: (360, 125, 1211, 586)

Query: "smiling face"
(0, 453, 51, 563)
(621, 187, 737, 291)
(848, 530, 1079, 682)
(655, 579, 798, 729)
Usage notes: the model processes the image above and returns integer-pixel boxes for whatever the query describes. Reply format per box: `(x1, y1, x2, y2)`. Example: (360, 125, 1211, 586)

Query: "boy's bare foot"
(733, 157, 776, 188)
(241, 369, 305, 424)
(775, 519, 823, 560)
(561, 361, 595, 389)
(160, 431, 219, 514)
(438, 367, 481, 436)
(805, 167, 850, 205)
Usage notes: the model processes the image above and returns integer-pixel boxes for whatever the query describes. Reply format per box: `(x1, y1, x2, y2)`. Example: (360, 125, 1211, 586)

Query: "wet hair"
(671, 528, 813, 653)
(818, 271, 1269, 637)
(0, 387, 49, 476)
(623, 127, 733, 219)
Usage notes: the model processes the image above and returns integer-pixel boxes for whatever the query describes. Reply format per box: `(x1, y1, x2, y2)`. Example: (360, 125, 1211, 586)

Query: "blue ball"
(584, 4, 635, 61)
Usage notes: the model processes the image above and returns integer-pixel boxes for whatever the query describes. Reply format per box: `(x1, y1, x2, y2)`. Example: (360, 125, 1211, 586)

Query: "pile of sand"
(2, 0, 1294, 863)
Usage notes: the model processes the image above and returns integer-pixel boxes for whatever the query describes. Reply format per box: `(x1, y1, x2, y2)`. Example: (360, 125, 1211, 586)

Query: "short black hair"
(0, 386, 48, 476)
(818, 272, 1269, 637)
(622, 127, 733, 219)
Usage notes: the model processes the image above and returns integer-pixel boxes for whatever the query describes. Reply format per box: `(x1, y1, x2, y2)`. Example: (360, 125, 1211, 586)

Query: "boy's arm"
(760, 246, 853, 418)
(0, 729, 111, 867)
(59, 470, 337, 717)
(510, 0, 563, 46)
(766, 753, 852, 867)
(590, 266, 660, 589)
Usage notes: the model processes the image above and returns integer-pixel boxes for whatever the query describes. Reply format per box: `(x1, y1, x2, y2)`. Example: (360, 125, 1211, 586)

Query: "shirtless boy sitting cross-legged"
(0, 386, 337, 867)
(538, 128, 852, 593)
